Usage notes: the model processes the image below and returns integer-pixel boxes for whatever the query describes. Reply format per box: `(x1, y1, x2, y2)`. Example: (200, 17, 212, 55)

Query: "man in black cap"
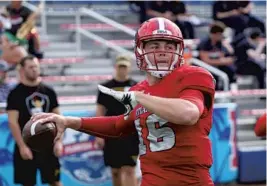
(95, 54, 140, 186)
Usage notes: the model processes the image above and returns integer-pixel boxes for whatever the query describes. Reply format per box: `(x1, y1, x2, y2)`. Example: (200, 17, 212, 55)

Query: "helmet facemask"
(135, 37, 184, 78)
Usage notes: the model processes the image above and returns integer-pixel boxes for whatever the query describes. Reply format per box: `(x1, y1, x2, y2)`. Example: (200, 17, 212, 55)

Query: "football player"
(31, 17, 215, 186)
(254, 113, 266, 137)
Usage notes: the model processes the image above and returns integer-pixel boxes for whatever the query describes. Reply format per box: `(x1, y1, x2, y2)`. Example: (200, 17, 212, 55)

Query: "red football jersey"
(254, 113, 266, 137)
(130, 65, 215, 186)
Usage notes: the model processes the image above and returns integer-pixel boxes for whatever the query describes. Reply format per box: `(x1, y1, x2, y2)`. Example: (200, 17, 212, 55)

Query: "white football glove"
(98, 85, 138, 119)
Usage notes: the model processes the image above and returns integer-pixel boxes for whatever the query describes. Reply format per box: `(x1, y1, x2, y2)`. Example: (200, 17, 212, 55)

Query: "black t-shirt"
(6, 83, 59, 129)
(168, 1, 186, 15)
(213, 1, 239, 20)
(197, 37, 232, 59)
(237, 1, 250, 8)
(6, 5, 32, 35)
(97, 79, 137, 116)
(147, 1, 186, 15)
(146, 1, 169, 13)
(234, 38, 255, 64)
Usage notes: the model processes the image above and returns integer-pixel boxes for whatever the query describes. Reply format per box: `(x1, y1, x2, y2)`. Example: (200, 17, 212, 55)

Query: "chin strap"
(149, 70, 171, 78)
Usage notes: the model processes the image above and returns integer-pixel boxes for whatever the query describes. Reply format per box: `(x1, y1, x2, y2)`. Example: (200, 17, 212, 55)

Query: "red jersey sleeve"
(78, 81, 146, 138)
(254, 113, 266, 137)
(79, 114, 135, 138)
(178, 66, 215, 111)
(179, 89, 205, 116)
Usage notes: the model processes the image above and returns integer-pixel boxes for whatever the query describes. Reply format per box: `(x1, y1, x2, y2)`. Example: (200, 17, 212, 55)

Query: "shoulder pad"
(178, 66, 215, 95)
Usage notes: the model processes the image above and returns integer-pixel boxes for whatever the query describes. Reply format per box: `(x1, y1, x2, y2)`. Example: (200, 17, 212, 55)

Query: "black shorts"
(13, 146, 61, 185)
(103, 133, 139, 168)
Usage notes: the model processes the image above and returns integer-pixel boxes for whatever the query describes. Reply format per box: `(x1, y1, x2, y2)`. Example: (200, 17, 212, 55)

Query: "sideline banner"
(209, 103, 238, 183)
(0, 110, 112, 186)
(0, 103, 238, 185)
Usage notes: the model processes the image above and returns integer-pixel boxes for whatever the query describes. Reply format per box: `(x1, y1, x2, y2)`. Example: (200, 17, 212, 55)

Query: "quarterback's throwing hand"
(98, 85, 137, 119)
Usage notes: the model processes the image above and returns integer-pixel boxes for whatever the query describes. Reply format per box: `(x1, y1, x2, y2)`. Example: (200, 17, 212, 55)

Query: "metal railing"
(2, 3, 264, 149)
(75, 7, 230, 90)
(75, 7, 136, 56)
(80, 7, 136, 36)
(77, 28, 135, 59)
(21, 3, 229, 90)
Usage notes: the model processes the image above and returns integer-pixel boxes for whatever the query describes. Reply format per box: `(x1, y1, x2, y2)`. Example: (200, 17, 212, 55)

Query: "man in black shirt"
(197, 21, 236, 90)
(213, 1, 265, 36)
(238, 1, 265, 36)
(96, 55, 139, 186)
(146, 1, 195, 39)
(213, 1, 247, 35)
(233, 28, 266, 89)
(6, 55, 63, 186)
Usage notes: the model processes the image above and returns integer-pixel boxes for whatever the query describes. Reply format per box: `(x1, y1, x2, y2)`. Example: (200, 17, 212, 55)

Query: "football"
(22, 119, 57, 153)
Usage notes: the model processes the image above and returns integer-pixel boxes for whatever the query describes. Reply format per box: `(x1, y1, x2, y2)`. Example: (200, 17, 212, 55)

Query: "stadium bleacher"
(1, 0, 265, 138)
(0, 1, 265, 185)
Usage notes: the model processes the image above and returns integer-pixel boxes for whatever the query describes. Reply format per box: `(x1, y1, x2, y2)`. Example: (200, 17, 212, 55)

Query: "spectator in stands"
(6, 0, 43, 59)
(237, 1, 265, 36)
(128, 1, 147, 24)
(213, 1, 265, 36)
(0, 8, 26, 68)
(0, 35, 27, 66)
(6, 55, 63, 186)
(213, 1, 246, 36)
(0, 60, 13, 102)
(95, 54, 140, 186)
(0, 7, 11, 35)
(232, 28, 266, 89)
(146, 1, 195, 39)
(197, 21, 236, 90)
